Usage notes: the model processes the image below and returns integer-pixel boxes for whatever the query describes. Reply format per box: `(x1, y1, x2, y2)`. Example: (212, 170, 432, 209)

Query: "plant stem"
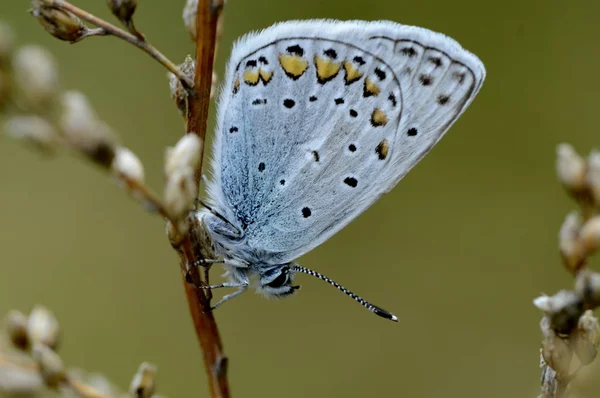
(51, 0, 194, 89)
(174, 0, 230, 397)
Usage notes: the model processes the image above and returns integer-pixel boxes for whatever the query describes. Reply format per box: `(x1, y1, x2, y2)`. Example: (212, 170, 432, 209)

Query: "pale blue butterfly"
(197, 20, 485, 321)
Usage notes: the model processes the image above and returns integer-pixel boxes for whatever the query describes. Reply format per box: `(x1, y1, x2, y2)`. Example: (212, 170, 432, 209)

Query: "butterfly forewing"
(207, 20, 485, 265)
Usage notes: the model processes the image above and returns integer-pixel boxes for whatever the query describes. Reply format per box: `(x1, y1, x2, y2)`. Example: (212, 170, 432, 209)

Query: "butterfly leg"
(209, 283, 249, 311)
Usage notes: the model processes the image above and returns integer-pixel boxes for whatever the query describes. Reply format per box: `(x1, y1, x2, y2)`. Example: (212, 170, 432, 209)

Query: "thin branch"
(50, 0, 194, 89)
(170, 0, 230, 396)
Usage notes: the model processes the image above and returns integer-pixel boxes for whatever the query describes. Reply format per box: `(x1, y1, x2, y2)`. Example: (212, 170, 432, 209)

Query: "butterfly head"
(255, 264, 301, 298)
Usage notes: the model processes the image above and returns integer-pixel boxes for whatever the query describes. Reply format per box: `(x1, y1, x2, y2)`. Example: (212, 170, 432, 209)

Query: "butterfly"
(197, 20, 485, 321)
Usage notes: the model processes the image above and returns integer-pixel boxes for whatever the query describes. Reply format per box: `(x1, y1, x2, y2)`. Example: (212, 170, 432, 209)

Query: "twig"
(170, 0, 230, 397)
(49, 0, 194, 89)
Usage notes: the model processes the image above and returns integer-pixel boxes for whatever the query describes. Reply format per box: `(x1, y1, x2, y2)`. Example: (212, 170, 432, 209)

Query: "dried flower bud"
(30, 2, 87, 43)
(573, 310, 600, 365)
(540, 316, 573, 377)
(588, 150, 600, 205)
(556, 143, 587, 193)
(579, 216, 600, 257)
(575, 270, 600, 307)
(32, 343, 66, 388)
(165, 134, 202, 177)
(169, 56, 195, 116)
(107, 0, 142, 39)
(60, 91, 117, 166)
(112, 147, 145, 183)
(534, 290, 583, 335)
(165, 168, 196, 232)
(27, 305, 60, 350)
(558, 211, 584, 271)
(129, 362, 157, 398)
(12, 45, 58, 107)
(183, 0, 198, 41)
(0, 21, 15, 65)
(3, 115, 60, 153)
(6, 310, 30, 350)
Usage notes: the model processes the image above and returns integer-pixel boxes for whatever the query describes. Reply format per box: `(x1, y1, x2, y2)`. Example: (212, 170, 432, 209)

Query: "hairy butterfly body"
(198, 20, 485, 321)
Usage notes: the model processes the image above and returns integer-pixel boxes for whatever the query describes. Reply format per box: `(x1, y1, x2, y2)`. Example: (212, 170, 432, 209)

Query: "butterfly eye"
(266, 270, 289, 288)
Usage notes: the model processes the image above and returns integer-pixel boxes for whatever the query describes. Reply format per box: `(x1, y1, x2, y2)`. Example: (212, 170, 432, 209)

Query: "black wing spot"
(246, 60, 257, 68)
(258, 56, 269, 65)
(286, 45, 304, 56)
(348, 144, 357, 152)
(374, 68, 386, 80)
(312, 151, 320, 162)
(302, 207, 312, 218)
(344, 177, 358, 188)
(334, 97, 344, 105)
(437, 95, 450, 105)
(428, 57, 443, 68)
(400, 47, 418, 57)
(280, 179, 286, 186)
(419, 74, 433, 86)
(309, 95, 318, 102)
(349, 109, 358, 117)
(229, 126, 238, 133)
(388, 94, 397, 107)
(258, 162, 265, 172)
(407, 128, 418, 136)
(252, 98, 267, 105)
(283, 99, 295, 108)
(353, 56, 366, 65)
(324, 48, 337, 59)
(453, 72, 466, 84)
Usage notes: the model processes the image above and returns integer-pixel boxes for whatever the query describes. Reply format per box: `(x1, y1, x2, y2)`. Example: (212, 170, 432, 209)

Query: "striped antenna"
(291, 264, 398, 322)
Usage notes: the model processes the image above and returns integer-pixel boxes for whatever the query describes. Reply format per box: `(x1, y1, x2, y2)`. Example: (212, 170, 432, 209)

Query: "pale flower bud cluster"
(169, 55, 195, 117)
(558, 210, 600, 272)
(107, 0, 142, 40)
(556, 143, 600, 206)
(183, 0, 199, 42)
(12, 45, 59, 108)
(129, 362, 158, 398)
(164, 134, 202, 234)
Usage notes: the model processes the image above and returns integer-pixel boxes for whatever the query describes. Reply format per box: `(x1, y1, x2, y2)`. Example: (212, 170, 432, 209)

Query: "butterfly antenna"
(291, 265, 398, 322)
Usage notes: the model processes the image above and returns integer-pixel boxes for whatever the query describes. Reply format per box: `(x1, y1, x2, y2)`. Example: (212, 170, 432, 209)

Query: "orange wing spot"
(259, 68, 273, 84)
(370, 108, 388, 127)
(243, 70, 260, 85)
(364, 77, 381, 97)
(343, 60, 363, 84)
(375, 139, 389, 160)
(232, 77, 240, 94)
(314, 56, 341, 84)
(279, 54, 308, 79)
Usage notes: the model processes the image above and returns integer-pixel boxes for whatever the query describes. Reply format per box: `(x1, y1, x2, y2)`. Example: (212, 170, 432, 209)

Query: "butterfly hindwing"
(206, 20, 485, 265)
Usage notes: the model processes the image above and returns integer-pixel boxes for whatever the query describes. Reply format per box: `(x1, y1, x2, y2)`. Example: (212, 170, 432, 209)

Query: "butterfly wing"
(205, 20, 485, 265)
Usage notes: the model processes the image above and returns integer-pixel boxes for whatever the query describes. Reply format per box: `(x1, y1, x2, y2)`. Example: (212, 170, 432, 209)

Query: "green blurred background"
(1, 1, 599, 397)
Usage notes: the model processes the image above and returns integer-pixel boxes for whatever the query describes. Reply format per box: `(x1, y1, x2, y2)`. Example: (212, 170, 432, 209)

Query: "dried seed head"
(27, 305, 60, 350)
(12, 45, 59, 107)
(559, 211, 584, 271)
(540, 316, 573, 377)
(30, 2, 87, 43)
(587, 150, 600, 205)
(165, 134, 202, 177)
(573, 310, 600, 365)
(182, 0, 198, 42)
(129, 362, 158, 398)
(32, 343, 66, 388)
(3, 115, 60, 153)
(534, 290, 583, 335)
(168, 55, 195, 116)
(165, 168, 196, 234)
(107, 0, 138, 22)
(60, 91, 118, 166)
(0, 21, 15, 65)
(575, 269, 600, 307)
(6, 310, 30, 350)
(579, 216, 600, 257)
(556, 143, 587, 193)
(111, 147, 145, 184)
